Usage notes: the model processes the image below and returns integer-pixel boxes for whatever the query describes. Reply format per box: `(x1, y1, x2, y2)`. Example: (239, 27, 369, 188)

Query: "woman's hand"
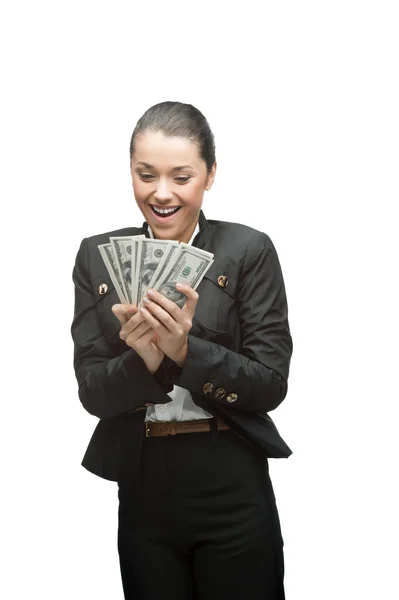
(111, 304, 165, 375)
(139, 283, 199, 366)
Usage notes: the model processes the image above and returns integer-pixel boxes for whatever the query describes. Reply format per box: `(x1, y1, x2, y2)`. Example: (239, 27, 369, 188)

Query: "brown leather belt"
(145, 418, 230, 438)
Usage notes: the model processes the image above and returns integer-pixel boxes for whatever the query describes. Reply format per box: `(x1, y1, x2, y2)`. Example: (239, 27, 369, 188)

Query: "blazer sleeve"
(71, 238, 172, 420)
(178, 232, 293, 413)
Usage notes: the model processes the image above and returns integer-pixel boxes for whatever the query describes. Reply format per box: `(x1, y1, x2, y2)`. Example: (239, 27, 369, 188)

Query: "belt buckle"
(145, 423, 150, 438)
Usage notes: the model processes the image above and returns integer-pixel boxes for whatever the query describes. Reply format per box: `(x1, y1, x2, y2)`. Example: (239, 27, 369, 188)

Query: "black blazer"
(71, 210, 293, 482)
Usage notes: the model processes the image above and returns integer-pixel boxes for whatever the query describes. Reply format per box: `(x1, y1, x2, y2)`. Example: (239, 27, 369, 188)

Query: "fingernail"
(140, 307, 147, 313)
(143, 297, 150, 304)
(147, 289, 155, 297)
(176, 282, 183, 289)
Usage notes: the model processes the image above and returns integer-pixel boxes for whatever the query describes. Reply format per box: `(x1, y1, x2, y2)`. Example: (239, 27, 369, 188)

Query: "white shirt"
(144, 221, 213, 422)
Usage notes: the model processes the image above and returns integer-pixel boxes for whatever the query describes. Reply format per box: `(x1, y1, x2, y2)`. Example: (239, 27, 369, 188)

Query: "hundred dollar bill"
(110, 235, 145, 304)
(137, 243, 181, 309)
(131, 235, 145, 305)
(98, 243, 127, 303)
(110, 237, 133, 303)
(152, 244, 214, 308)
(147, 244, 181, 293)
(135, 239, 178, 305)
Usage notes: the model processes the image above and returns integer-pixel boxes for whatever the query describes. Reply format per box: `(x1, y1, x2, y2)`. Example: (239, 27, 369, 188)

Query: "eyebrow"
(135, 161, 194, 171)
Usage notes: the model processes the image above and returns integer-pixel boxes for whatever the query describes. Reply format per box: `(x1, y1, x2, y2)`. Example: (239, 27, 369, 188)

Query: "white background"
(1, 1, 398, 598)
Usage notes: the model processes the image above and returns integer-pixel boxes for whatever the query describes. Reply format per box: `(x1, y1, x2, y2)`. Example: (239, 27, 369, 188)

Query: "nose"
(153, 178, 173, 203)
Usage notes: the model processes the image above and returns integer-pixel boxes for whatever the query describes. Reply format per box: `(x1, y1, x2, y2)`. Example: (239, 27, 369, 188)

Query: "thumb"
(176, 283, 198, 317)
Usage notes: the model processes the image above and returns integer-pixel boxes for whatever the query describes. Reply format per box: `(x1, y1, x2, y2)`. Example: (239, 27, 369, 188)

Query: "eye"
(138, 173, 154, 181)
(174, 176, 191, 184)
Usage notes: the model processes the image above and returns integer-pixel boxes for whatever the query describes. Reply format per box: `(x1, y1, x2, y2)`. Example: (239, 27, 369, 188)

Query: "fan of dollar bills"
(98, 236, 214, 309)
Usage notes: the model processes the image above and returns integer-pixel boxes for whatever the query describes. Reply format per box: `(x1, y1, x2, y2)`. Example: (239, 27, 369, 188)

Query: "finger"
(125, 305, 138, 318)
(140, 305, 170, 335)
(112, 304, 138, 326)
(142, 298, 179, 333)
(121, 310, 146, 336)
(145, 289, 183, 323)
(121, 318, 152, 342)
(126, 325, 157, 348)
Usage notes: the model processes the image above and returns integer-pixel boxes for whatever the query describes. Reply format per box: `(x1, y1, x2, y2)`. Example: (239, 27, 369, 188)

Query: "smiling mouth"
(150, 205, 182, 217)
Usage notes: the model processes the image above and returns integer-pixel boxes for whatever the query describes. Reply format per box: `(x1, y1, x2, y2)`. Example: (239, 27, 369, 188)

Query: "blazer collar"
(141, 209, 212, 248)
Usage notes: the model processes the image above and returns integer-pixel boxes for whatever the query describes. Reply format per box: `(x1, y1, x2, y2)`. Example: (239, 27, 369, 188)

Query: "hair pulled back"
(129, 101, 216, 173)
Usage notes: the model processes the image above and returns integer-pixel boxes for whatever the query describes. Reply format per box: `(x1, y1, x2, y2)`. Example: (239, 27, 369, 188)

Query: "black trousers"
(117, 421, 285, 599)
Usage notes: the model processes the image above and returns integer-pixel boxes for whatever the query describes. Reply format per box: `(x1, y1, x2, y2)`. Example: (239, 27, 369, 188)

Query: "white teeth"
(152, 206, 179, 215)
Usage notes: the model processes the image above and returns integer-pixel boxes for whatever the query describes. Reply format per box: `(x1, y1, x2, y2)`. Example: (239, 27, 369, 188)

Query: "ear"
(205, 161, 217, 190)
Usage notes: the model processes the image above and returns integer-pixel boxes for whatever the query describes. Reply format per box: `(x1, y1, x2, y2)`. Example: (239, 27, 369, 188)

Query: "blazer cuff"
(178, 335, 248, 406)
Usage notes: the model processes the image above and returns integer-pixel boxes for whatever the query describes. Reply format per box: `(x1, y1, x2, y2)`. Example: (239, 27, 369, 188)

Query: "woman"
(71, 101, 293, 599)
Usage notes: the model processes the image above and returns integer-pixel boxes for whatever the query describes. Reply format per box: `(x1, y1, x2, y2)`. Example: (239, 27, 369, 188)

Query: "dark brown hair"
(129, 101, 216, 173)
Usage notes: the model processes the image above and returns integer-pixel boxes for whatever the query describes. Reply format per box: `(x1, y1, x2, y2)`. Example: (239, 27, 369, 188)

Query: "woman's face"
(131, 131, 216, 243)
